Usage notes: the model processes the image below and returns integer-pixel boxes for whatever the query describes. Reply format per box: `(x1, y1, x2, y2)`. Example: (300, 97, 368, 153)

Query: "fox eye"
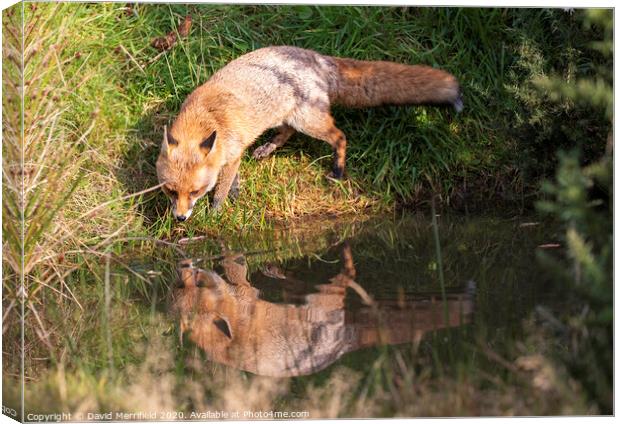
(165, 186, 177, 197)
(190, 187, 205, 197)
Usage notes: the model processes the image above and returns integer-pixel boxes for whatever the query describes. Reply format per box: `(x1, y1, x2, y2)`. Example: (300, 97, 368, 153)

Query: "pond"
(19, 211, 584, 418)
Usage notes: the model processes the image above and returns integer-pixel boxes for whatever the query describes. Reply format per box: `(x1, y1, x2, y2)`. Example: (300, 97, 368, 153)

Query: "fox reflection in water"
(171, 242, 475, 377)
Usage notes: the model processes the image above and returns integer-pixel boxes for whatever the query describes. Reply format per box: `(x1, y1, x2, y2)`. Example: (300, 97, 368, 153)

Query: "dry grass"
(10, 325, 594, 418)
(1, 4, 169, 381)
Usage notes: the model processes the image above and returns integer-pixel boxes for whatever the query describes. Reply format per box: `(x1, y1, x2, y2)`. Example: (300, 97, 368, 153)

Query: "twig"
(347, 280, 374, 306)
(118, 44, 146, 75)
(77, 182, 165, 221)
(27, 302, 54, 351)
(145, 49, 167, 67)
(178, 235, 209, 244)
(104, 254, 114, 373)
(2, 300, 16, 334)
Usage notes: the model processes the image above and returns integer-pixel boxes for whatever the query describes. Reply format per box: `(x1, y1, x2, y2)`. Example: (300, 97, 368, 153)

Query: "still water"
(165, 211, 557, 377)
(173, 241, 475, 377)
(22, 211, 573, 418)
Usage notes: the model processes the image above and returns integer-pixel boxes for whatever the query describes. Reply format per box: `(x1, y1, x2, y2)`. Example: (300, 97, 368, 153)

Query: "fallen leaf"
(151, 32, 177, 51)
(150, 15, 192, 52)
(178, 15, 192, 37)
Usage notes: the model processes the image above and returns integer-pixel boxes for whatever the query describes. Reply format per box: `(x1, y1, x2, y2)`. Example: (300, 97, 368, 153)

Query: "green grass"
(7, 4, 611, 243)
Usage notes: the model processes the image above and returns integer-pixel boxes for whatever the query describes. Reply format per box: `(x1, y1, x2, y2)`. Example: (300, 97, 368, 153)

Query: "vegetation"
(2, 3, 612, 419)
(5, 5, 613, 241)
(534, 9, 613, 412)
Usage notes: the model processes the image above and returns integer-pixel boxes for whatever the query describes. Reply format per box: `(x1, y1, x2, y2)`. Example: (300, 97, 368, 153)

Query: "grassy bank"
(6, 4, 613, 242)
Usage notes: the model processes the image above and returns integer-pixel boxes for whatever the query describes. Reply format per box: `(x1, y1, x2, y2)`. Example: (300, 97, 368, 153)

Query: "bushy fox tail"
(329, 57, 463, 112)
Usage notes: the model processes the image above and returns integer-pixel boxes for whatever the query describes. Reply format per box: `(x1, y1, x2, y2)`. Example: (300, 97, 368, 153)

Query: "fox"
(171, 242, 475, 377)
(156, 46, 463, 221)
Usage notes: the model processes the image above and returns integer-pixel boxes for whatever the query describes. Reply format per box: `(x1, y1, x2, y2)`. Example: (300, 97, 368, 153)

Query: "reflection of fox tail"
(352, 289, 476, 347)
(330, 57, 463, 111)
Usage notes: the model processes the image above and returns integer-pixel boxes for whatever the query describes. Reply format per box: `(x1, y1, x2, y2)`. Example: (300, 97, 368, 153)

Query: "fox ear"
(200, 130, 217, 153)
(213, 316, 232, 339)
(162, 125, 178, 155)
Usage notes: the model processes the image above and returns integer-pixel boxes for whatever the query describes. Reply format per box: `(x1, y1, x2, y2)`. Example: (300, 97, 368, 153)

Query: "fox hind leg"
(252, 124, 296, 160)
(295, 113, 347, 179)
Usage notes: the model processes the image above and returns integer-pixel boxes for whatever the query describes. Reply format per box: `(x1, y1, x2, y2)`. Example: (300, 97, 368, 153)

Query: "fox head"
(156, 122, 226, 221)
(173, 262, 238, 361)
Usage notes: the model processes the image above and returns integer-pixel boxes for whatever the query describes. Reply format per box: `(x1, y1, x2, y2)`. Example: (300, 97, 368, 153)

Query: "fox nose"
(176, 215, 187, 222)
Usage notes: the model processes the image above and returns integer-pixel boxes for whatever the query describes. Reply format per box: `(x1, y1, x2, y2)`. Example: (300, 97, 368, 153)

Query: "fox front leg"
(228, 173, 240, 201)
(211, 159, 241, 212)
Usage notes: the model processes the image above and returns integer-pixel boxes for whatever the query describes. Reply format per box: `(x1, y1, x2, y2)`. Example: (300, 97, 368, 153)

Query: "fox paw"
(211, 198, 223, 212)
(228, 174, 240, 202)
(228, 186, 239, 202)
(326, 168, 344, 180)
(252, 142, 277, 160)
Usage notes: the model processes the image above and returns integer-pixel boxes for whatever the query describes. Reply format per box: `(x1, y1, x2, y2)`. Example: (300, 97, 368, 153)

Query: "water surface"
(21, 211, 572, 418)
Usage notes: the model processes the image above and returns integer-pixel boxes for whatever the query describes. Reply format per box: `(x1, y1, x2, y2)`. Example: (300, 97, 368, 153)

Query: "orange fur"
(331, 58, 462, 109)
(171, 244, 474, 377)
